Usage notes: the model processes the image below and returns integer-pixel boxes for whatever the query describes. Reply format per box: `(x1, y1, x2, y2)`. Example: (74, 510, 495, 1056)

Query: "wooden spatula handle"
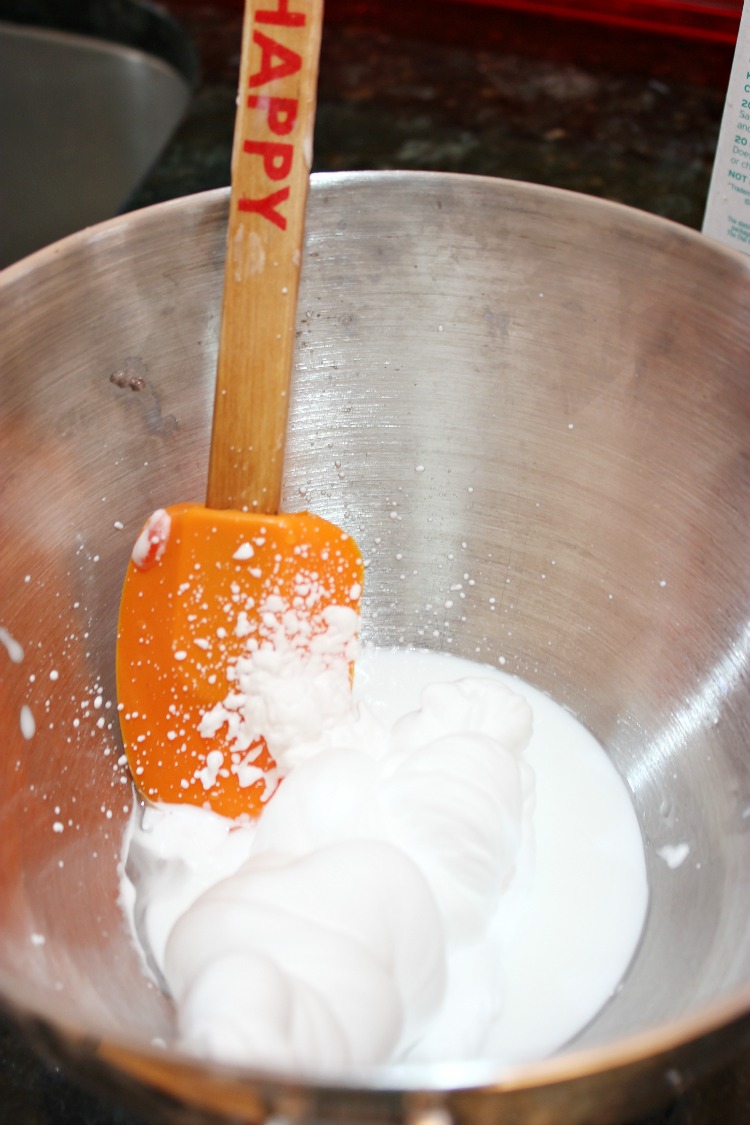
(206, 0, 324, 513)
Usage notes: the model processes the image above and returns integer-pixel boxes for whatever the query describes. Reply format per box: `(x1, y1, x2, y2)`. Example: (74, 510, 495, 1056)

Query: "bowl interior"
(1, 173, 750, 1101)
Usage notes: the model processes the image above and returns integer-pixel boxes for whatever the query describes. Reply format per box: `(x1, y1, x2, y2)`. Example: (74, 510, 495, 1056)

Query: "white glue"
(703, 2, 750, 252)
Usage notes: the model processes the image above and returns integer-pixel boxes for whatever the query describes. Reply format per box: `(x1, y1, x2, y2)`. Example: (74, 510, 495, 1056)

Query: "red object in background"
(165, 0, 741, 46)
(445, 0, 741, 42)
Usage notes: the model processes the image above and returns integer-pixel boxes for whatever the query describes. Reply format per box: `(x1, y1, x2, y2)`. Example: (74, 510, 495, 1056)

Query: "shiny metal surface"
(1, 173, 750, 1124)
(0, 21, 191, 265)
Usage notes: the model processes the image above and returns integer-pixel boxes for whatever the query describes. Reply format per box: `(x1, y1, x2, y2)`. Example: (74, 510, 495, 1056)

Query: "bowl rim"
(3, 168, 750, 289)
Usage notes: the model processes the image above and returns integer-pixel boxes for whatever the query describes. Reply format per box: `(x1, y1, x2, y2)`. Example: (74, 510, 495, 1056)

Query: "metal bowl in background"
(0, 0, 197, 266)
(1, 173, 749, 1124)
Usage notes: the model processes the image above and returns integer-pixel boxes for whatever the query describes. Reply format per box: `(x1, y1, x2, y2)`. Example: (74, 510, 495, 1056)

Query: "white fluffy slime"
(120, 647, 647, 1074)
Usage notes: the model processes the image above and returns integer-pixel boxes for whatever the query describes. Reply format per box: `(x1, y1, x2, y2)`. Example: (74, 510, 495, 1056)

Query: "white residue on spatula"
(196, 568, 360, 795)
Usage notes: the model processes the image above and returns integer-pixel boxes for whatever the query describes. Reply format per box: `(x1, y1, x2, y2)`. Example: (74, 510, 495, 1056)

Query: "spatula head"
(116, 503, 363, 819)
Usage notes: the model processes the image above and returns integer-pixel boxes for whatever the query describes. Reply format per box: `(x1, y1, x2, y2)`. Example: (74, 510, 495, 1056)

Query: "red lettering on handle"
(256, 1, 306, 27)
(238, 188, 290, 230)
(243, 139, 293, 181)
(249, 30, 302, 89)
(247, 95, 299, 136)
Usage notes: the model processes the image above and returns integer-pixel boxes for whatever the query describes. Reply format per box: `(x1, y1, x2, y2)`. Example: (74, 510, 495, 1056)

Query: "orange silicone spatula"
(116, 0, 363, 819)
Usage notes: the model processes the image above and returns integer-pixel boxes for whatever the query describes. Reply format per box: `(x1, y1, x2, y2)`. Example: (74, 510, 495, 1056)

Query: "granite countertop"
(129, 0, 734, 230)
(2, 2, 749, 1123)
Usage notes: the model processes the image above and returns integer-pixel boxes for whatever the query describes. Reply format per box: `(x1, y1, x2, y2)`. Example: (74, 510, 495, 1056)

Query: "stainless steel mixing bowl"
(1, 173, 750, 1124)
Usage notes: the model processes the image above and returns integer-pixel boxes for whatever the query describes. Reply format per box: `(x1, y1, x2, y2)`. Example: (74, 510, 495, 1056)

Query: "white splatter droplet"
(20, 705, 35, 740)
(233, 542, 255, 561)
(657, 842, 690, 869)
(0, 627, 24, 663)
